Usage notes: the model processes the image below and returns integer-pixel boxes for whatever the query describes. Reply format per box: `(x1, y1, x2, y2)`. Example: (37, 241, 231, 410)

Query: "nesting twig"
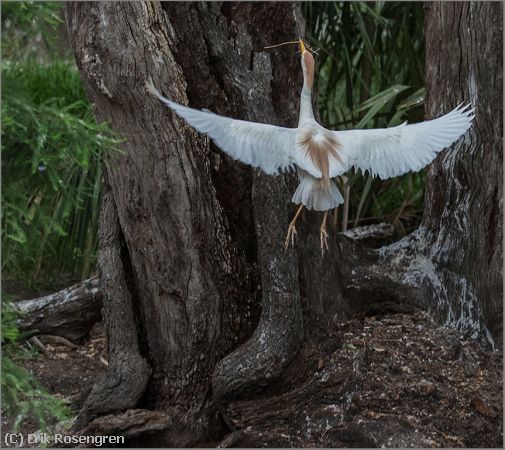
(264, 40, 319, 56)
(264, 40, 300, 49)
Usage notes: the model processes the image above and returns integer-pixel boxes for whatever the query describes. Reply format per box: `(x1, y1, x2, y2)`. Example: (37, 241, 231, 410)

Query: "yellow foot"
(285, 223, 297, 249)
(320, 228, 329, 255)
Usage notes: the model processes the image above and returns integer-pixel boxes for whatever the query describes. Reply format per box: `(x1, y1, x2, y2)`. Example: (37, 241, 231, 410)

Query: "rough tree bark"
(65, 1, 502, 446)
(16, 276, 102, 342)
(422, 1, 502, 344)
(337, 1, 502, 347)
(65, 2, 309, 445)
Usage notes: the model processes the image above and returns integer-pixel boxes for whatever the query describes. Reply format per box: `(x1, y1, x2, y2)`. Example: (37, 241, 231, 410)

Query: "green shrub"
(1, 301, 71, 431)
(1, 1, 64, 61)
(1, 2, 120, 288)
(1, 1, 116, 435)
(1, 61, 119, 287)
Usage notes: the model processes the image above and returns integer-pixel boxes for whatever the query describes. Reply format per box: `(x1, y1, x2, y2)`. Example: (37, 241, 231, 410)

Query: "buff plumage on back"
(147, 77, 474, 184)
(298, 130, 342, 186)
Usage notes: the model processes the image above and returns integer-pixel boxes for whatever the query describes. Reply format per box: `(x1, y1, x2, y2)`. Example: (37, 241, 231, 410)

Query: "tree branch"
(16, 277, 102, 342)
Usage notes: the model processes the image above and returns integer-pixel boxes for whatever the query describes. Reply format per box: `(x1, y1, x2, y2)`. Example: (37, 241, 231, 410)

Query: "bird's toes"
(320, 229, 329, 255)
(284, 224, 297, 250)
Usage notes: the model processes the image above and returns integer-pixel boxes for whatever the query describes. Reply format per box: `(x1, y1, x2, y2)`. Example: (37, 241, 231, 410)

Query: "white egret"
(146, 40, 474, 252)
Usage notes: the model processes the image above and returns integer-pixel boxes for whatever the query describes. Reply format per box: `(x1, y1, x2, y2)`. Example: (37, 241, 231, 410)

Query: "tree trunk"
(65, 1, 502, 446)
(65, 1, 309, 445)
(335, 1, 502, 348)
(423, 1, 503, 345)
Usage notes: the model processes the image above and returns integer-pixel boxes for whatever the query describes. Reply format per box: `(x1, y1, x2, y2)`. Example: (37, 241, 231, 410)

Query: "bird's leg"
(320, 211, 329, 254)
(285, 204, 304, 249)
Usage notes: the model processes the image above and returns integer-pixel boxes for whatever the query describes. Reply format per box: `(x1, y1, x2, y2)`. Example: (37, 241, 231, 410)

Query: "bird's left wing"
(330, 104, 475, 179)
(147, 81, 296, 175)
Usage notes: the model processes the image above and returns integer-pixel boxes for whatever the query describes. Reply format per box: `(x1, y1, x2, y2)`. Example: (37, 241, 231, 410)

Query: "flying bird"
(146, 40, 474, 252)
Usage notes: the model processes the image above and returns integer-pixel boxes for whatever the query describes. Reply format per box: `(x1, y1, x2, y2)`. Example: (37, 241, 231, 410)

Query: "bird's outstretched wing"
(331, 104, 475, 179)
(146, 80, 296, 175)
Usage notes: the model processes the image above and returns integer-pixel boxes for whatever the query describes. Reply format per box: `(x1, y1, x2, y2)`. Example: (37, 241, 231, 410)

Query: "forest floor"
(1, 323, 107, 446)
(2, 312, 502, 448)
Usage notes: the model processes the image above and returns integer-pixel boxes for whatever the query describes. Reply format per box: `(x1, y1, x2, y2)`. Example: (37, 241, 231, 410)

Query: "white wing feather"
(331, 104, 475, 179)
(147, 81, 296, 175)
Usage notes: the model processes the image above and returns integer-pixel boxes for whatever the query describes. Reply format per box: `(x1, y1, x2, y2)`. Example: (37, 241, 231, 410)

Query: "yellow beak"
(299, 39, 306, 54)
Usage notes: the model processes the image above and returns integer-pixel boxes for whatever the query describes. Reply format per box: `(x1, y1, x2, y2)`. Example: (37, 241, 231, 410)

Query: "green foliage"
(1, 1, 113, 436)
(304, 1, 426, 234)
(1, 3, 121, 288)
(1, 301, 71, 431)
(1, 298, 22, 344)
(1, 2, 83, 435)
(0, 3, 120, 287)
(1, 61, 118, 286)
(1, 1, 64, 61)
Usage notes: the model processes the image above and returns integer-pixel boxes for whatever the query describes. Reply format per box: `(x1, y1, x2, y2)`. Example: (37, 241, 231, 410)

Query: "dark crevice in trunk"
(73, 185, 150, 430)
(119, 228, 151, 379)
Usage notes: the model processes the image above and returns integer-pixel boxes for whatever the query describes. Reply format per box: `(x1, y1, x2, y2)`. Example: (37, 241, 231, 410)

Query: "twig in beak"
(264, 40, 301, 50)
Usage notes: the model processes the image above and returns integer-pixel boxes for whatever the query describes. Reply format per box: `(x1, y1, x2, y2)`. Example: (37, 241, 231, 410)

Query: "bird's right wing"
(146, 81, 297, 175)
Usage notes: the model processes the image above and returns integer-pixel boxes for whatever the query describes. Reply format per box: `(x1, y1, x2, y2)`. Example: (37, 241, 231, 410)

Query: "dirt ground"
(2, 313, 503, 448)
(324, 312, 503, 448)
(1, 323, 107, 445)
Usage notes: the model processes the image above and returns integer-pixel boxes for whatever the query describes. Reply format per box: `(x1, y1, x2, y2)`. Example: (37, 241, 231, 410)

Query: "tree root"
(212, 171, 303, 404)
(335, 231, 425, 315)
(74, 187, 150, 429)
(218, 312, 502, 448)
(85, 409, 172, 439)
(340, 222, 394, 245)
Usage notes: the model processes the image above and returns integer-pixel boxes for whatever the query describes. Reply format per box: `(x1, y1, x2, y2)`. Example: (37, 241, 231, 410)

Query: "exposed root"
(74, 187, 150, 430)
(213, 172, 303, 406)
(85, 409, 173, 438)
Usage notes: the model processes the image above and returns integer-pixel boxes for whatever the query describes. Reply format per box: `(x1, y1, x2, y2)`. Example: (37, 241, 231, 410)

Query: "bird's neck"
(299, 85, 315, 124)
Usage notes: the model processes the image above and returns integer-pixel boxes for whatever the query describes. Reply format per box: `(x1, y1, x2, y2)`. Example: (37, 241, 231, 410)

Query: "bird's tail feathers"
(292, 176, 343, 211)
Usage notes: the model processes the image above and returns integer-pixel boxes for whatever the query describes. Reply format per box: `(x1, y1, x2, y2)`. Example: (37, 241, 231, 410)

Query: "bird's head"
(299, 39, 314, 90)
(263, 39, 315, 90)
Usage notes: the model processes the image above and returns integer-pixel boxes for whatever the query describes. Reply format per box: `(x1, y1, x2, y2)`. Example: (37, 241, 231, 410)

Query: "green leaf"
(354, 175, 374, 227)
